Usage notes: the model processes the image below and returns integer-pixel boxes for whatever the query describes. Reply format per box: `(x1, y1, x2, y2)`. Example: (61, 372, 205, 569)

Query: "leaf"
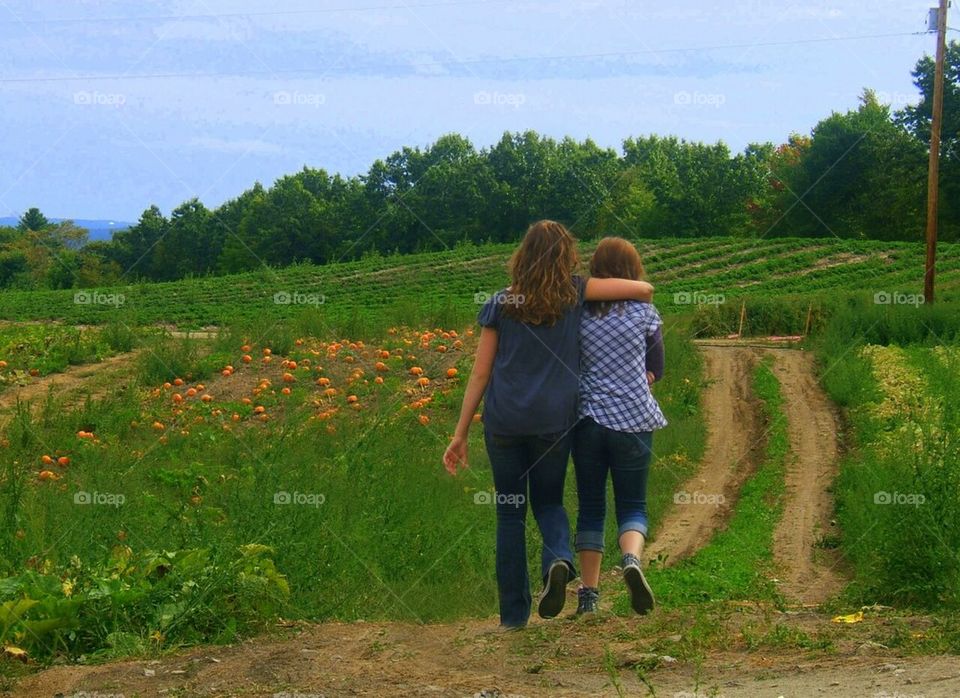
(0, 598, 39, 627)
(831, 611, 864, 624)
(21, 615, 77, 637)
(2, 645, 28, 661)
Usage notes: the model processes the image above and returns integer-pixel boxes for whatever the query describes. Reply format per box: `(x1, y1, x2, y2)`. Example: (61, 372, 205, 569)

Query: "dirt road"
(646, 344, 844, 604)
(645, 345, 764, 566)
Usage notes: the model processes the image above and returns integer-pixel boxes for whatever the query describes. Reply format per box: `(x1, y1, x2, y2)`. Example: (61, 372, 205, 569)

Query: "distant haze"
(0, 217, 132, 242)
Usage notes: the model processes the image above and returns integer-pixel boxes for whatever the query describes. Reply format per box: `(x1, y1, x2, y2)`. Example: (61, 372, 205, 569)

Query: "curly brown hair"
(502, 220, 581, 326)
(586, 237, 645, 318)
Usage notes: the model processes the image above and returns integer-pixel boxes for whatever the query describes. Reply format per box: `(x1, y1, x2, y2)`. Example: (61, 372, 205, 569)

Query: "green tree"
(17, 207, 49, 232)
(770, 91, 925, 239)
(898, 40, 960, 241)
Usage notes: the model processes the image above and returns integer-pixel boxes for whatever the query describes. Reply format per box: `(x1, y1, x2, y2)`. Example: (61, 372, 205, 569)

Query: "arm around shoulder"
(584, 277, 654, 303)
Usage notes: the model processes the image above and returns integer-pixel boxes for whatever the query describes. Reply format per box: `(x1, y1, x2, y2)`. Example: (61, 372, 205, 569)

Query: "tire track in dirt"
(768, 348, 844, 604)
(646, 344, 765, 566)
(11, 616, 960, 698)
(0, 351, 140, 423)
(646, 342, 845, 604)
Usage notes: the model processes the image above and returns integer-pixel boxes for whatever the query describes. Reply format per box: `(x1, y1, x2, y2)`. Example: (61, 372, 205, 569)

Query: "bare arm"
(444, 327, 498, 474)
(584, 277, 654, 302)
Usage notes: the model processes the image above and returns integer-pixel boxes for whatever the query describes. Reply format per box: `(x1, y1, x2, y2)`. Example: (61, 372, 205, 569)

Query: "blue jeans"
(483, 430, 576, 627)
(572, 417, 652, 553)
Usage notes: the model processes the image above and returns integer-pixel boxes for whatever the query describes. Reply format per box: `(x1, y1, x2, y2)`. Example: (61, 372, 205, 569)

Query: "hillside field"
(0, 236, 957, 330)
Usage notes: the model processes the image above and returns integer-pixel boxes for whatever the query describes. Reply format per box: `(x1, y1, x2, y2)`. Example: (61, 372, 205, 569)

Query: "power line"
(0, 0, 514, 25)
(0, 31, 929, 84)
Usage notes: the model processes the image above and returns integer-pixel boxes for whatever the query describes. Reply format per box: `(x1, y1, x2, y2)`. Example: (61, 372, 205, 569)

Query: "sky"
(0, 0, 946, 222)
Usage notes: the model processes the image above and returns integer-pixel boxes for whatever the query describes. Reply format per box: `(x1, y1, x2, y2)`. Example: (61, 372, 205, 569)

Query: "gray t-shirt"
(477, 277, 586, 436)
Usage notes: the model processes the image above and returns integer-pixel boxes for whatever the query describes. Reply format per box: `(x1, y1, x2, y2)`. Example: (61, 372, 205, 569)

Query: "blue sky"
(0, 0, 942, 221)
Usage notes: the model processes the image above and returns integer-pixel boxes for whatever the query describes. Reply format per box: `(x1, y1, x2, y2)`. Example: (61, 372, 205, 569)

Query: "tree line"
(2, 43, 957, 290)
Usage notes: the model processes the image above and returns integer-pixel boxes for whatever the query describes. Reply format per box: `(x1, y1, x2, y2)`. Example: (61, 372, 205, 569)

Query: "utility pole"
(924, 0, 949, 304)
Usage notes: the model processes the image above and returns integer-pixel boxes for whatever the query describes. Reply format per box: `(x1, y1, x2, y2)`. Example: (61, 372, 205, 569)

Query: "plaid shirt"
(578, 301, 668, 433)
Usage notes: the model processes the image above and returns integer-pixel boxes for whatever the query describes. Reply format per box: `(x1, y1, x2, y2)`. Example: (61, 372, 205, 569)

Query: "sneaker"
(576, 586, 600, 615)
(537, 560, 571, 618)
(622, 553, 654, 615)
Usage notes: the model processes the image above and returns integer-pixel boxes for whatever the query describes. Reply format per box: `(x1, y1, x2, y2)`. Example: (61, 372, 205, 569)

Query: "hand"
(444, 435, 469, 475)
(646, 371, 655, 385)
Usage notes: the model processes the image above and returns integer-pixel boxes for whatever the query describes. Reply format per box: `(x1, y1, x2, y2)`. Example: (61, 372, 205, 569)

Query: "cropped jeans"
(483, 429, 576, 627)
(571, 417, 653, 553)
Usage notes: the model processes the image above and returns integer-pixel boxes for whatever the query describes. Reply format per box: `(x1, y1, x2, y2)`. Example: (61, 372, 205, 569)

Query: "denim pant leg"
(572, 417, 610, 553)
(608, 430, 653, 540)
(484, 431, 532, 627)
(526, 432, 575, 583)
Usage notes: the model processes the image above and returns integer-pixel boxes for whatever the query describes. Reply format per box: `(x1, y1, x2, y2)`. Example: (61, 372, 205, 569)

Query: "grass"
(0, 319, 709, 665)
(819, 339, 960, 610)
(3, 237, 960, 679)
(0, 325, 120, 391)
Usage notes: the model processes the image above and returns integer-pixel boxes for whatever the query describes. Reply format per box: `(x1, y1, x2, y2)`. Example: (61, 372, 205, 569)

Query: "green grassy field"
(0, 237, 957, 329)
(2, 237, 960, 675)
